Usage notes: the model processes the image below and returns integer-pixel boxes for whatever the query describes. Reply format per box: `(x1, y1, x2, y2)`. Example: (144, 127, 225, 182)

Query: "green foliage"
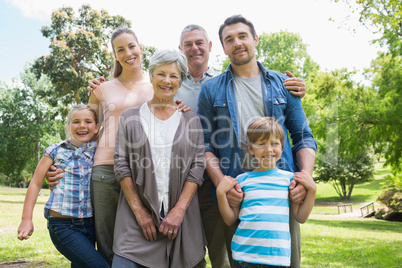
(142, 45, 156, 72)
(315, 152, 375, 200)
(333, 1, 402, 172)
(220, 57, 230, 72)
(334, 0, 402, 55)
(378, 172, 402, 213)
(315, 160, 389, 203)
(256, 31, 319, 78)
(304, 69, 377, 200)
(367, 52, 402, 169)
(0, 68, 62, 186)
(31, 4, 131, 115)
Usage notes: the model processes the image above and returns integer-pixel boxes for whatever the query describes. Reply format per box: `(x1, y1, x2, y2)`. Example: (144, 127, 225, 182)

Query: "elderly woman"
(112, 50, 206, 268)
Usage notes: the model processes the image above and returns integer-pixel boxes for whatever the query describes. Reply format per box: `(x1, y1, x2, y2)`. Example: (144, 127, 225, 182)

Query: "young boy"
(216, 117, 316, 268)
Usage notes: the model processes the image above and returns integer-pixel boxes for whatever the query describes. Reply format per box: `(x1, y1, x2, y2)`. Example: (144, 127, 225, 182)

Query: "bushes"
(377, 173, 402, 221)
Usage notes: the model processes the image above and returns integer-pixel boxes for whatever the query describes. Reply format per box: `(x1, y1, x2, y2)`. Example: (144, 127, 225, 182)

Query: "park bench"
(337, 203, 353, 214)
(360, 201, 375, 217)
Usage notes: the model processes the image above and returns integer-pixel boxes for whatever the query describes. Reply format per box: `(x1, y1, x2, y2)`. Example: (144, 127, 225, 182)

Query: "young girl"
(216, 117, 316, 268)
(17, 104, 109, 268)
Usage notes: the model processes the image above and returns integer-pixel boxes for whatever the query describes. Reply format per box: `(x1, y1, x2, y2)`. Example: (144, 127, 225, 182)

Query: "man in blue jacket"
(198, 14, 317, 268)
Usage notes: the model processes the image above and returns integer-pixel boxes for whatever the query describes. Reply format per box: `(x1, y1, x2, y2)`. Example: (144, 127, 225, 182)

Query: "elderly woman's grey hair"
(149, 49, 188, 86)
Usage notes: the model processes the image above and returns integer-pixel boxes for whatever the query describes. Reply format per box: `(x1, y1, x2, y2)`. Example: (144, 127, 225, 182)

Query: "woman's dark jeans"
(48, 217, 109, 268)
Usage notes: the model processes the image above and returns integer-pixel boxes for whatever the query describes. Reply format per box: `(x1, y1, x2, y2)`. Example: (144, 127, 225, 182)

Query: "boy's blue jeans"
(48, 217, 109, 268)
(234, 260, 290, 268)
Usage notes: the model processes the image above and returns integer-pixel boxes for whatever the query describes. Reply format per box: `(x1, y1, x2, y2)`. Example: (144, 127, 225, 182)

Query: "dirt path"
(0, 259, 46, 268)
(315, 201, 380, 218)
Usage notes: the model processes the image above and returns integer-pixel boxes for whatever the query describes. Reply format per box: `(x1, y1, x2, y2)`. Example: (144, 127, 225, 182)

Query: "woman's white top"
(139, 103, 181, 216)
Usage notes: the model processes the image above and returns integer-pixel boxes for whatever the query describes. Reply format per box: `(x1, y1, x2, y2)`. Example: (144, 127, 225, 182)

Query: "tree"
(335, 0, 401, 55)
(365, 53, 402, 169)
(316, 152, 374, 200)
(142, 45, 157, 72)
(31, 4, 132, 116)
(303, 69, 376, 200)
(255, 31, 319, 79)
(334, 0, 402, 170)
(0, 68, 62, 186)
(378, 172, 402, 214)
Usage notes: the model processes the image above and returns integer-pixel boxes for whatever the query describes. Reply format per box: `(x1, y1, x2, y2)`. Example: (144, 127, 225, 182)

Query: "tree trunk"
(74, 89, 81, 104)
(340, 180, 347, 200)
(34, 116, 43, 161)
(347, 183, 355, 200)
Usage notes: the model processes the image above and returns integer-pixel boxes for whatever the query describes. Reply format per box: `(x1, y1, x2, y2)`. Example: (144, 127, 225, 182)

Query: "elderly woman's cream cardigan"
(113, 106, 206, 268)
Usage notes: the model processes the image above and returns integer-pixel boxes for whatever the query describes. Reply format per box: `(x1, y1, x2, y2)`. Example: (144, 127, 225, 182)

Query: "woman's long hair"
(111, 28, 140, 78)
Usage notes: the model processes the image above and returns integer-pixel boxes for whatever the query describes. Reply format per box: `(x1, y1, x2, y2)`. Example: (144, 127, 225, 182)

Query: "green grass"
(303, 160, 402, 267)
(301, 214, 402, 268)
(1, 160, 401, 267)
(0, 186, 213, 267)
(315, 161, 390, 203)
(0, 186, 70, 267)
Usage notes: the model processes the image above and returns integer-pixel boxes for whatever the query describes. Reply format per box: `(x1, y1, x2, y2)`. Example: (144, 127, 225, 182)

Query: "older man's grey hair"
(149, 49, 188, 86)
(179, 24, 210, 47)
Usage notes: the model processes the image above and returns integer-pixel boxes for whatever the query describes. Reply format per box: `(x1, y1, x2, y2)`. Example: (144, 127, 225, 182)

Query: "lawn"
(0, 187, 69, 267)
(301, 214, 402, 268)
(315, 161, 390, 203)
(1, 160, 401, 267)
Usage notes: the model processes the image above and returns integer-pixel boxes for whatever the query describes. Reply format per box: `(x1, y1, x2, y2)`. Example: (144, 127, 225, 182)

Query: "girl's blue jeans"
(48, 217, 109, 268)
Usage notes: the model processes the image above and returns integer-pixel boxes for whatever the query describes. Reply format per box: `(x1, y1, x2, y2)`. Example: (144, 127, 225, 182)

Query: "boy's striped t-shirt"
(232, 167, 293, 267)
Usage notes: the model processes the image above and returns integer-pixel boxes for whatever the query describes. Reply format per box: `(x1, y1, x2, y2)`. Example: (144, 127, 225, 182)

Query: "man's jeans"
(48, 217, 109, 268)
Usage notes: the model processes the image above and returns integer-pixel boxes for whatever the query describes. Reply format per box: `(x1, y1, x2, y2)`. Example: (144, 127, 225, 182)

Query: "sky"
(0, 0, 382, 83)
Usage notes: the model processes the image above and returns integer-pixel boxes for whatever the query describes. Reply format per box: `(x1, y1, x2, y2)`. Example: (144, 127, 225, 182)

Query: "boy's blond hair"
(246, 117, 285, 150)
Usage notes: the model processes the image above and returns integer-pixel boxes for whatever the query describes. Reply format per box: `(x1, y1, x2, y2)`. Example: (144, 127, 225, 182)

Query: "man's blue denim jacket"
(197, 62, 317, 179)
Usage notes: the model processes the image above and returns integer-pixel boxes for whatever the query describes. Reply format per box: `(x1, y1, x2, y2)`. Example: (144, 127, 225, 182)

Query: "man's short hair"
(180, 24, 209, 46)
(218, 14, 257, 46)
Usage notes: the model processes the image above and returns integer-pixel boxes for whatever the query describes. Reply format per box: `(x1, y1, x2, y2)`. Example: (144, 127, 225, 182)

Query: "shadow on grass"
(0, 192, 27, 196)
(315, 194, 372, 203)
(0, 199, 46, 205)
(0, 246, 50, 264)
(374, 168, 391, 176)
(307, 218, 402, 233)
(355, 176, 388, 190)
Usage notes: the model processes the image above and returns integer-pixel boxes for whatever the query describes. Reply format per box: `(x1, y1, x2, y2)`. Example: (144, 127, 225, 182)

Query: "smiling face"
(221, 22, 258, 67)
(179, 29, 211, 70)
(248, 136, 283, 171)
(150, 62, 181, 103)
(67, 109, 99, 146)
(112, 32, 142, 72)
